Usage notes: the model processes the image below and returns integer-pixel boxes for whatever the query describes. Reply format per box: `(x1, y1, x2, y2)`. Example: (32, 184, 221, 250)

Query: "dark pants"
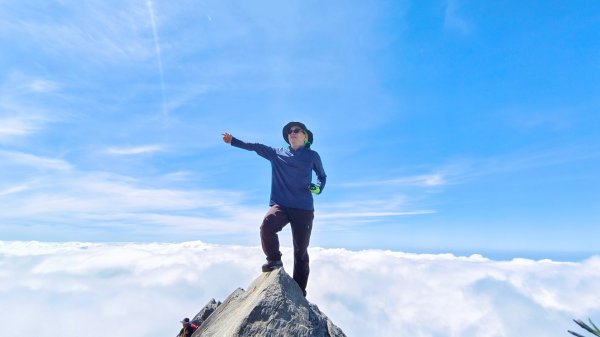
(260, 204, 314, 292)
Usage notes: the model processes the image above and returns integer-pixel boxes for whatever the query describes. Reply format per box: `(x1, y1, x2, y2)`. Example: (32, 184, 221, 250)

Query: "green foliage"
(568, 319, 600, 337)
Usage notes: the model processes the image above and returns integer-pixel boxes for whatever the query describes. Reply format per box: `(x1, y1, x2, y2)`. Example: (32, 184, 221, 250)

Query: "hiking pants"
(260, 204, 314, 292)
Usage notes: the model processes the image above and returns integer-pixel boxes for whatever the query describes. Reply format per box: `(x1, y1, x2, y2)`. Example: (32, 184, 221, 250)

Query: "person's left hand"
(222, 132, 233, 144)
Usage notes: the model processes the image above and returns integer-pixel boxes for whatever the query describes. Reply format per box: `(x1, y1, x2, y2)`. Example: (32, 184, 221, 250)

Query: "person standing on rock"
(222, 121, 327, 297)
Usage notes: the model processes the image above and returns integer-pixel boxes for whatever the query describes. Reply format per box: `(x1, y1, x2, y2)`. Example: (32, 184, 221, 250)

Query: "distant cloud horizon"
(1, 240, 598, 337)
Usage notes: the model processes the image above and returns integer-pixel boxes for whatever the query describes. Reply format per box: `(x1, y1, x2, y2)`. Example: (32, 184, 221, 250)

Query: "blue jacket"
(231, 137, 326, 211)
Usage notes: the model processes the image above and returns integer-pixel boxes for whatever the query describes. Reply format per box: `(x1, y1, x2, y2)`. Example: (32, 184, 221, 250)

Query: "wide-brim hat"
(282, 121, 313, 145)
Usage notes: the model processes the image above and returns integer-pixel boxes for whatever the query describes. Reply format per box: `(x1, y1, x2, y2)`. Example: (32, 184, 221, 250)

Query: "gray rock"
(192, 298, 221, 327)
(191, 268, 346, 337)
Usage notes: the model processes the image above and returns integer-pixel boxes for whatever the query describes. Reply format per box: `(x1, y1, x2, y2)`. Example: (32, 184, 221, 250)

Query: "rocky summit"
(190, 268, 346, 337)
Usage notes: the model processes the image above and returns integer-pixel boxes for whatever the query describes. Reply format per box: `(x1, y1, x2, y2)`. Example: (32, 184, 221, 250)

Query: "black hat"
(180, 318, 190, 324)
(282, 121, 313, 145)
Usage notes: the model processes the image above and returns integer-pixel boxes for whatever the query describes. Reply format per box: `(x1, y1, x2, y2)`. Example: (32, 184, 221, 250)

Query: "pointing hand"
(222, 132, 233, 144)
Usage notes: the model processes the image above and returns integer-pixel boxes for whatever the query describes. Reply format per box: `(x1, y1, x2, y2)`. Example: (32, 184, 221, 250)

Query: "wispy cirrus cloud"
(0, 116, 40, 139)
(319, 210, 435, 219)
(345, 143, 600, 193)
(499, 105, 578, 132)
(444, 0, 471, 35)
(328, 143, 600, 230)
(0, 150, 72, 171)
(145, 0, 167, 121)
(2, 1, 155, 64)
(0, 79, 56, 141)
(0, 183, 32, 196)
(315, 193, 435, 230)
(341, 173, 447, 188)
(25, 78, 60, 93)
(105, 145, 165, 155)
(436, 144, 600, 185)
(0, 151, 259, 239)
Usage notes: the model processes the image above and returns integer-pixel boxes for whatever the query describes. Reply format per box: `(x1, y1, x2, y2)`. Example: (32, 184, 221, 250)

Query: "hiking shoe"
(261, 260, 283, 272)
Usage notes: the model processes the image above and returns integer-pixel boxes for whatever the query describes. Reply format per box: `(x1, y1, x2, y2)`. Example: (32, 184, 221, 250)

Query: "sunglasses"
(288, 128, 305, 134)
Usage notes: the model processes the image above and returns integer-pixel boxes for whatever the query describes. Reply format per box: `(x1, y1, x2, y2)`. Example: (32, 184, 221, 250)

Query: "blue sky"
(1, 0, 599, 260)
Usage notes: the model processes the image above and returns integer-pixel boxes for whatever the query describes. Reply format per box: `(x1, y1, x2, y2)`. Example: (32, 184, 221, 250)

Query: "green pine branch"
(569, 319, 600, 337)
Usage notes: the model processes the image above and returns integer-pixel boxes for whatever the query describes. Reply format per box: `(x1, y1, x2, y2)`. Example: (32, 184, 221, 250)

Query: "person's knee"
(294, 249, 310, 263)
(261, 215, 280, 235)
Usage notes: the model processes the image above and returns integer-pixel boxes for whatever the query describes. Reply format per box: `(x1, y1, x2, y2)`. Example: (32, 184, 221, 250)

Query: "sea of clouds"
(1, 241, 599, 337)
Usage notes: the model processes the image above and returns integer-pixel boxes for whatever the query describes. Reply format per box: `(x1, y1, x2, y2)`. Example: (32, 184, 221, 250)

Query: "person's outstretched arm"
(221, 132, 275, 160)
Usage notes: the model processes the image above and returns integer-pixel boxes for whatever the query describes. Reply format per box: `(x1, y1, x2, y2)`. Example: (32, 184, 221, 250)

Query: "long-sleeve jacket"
(231, 137, 327, 211)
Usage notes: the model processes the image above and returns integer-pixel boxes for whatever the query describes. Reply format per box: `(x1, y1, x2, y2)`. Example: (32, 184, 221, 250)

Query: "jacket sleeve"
(230, 137, 276, 161)
(312, 152, 327, 193)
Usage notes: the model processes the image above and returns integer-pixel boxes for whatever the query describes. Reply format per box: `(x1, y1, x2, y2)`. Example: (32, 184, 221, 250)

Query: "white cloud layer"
(0, 241, 598, 337)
